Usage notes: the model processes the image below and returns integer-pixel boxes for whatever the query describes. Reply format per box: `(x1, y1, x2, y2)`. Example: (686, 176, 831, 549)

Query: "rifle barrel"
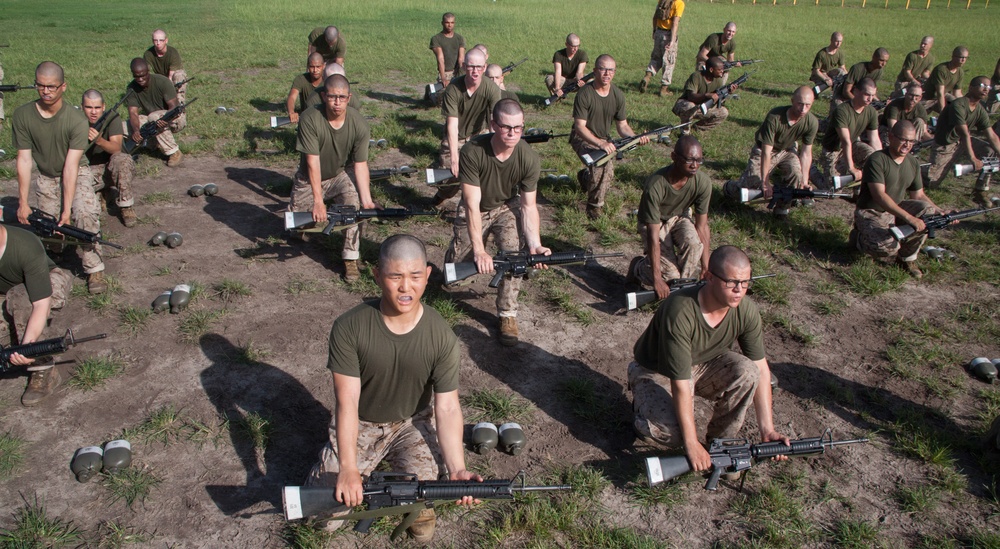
(68, 333, 109, 345)
(515, 485, 573, 492)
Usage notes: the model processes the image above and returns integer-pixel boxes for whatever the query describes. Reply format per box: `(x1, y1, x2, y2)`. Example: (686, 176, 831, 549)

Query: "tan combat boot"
(407, 508, 436, 544)
(639, 72, 652, 93)
(343, 260, 361, 282)
(120, 206, 138, 228)
(88, 272, 108, 294)
(897, 257, 923, 280)
(167, 150, 184, 167)
(499, 317, 519, 346)
(659, 85, 673, 97)
(22, 367, 61, 407)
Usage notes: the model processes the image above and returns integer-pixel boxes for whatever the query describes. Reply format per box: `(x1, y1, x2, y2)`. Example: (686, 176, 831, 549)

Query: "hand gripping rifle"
(543, 71, 595, 106)
(722, 59, 764, 71)
(0, 84, 35, 93)
(10, 208, 125, 250)
(625, 274, 775, 311)
(698, 71, 753, 115)
(501, 57, 528, 75)
(580, 120, 695, 168)
(368, 165, 418, 181)
(889, 197, 1000, 241)
(955, 156, 1000, 192)
(123, 97, 198, 153)
(445, 249, 623, 288)
(740, 187, 854, 209)
(522, 128, 571, 144)
(644, 429, 869, 491)
(282, 471, 572, 541)
(1, 330, 107, 373)
(812, 73, 846, 96)
(284, 205, 436, 235)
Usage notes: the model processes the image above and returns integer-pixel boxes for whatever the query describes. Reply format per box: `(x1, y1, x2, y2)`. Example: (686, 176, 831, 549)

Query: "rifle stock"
(625, 274, 775, 311)
(812, 74, 846, 96)
(270, 116, 292, 128)
(698, 71, 753, 114)
(445, 250, 624, 287)
(7, 208, 125, 250)
(955, 159, 1000, 178)
(1, 330, 107, 373)
(285, 206, 435, 234)
(645, 429, 869, 490)
(890, 200, 1000, 241)
(543, 72, 594, 106)
(369, 166, 417, 181)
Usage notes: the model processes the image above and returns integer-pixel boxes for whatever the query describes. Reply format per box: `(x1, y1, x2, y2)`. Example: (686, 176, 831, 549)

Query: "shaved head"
(492, 98, 523, 121)
(566, 33, 581, 47)
(152, 29, 167, 40)
(793, 85, 815, 103)
(324, 74, 350, 93)
(307, 52, 324, 65)
(891, 119, 916, 139)
(466, 48, 486, 67)
(81, 89, 104, 103)
(709, 246, 751, 276)
(485, 64, 503, 79)
(323, 26, 340, 44)
(832, 32, 843, 42)
(130, 58, 149, 74)
(674, 134, 702, 157)
(324, 62, 346, 78)
(707, 56, 726, 71)
(36, 61, 65, 84)
(379, 234, 427, 267)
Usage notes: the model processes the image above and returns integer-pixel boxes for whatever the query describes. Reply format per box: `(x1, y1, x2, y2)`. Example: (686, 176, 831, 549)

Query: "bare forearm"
(22, 299, 51, 344)
(435, 401, 468, 475)
(520, 204, 542, 250)
(751, 359, 776, 436)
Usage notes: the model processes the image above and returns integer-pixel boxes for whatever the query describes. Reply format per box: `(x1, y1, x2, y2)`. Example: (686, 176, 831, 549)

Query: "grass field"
(2, 0, 1000, 547)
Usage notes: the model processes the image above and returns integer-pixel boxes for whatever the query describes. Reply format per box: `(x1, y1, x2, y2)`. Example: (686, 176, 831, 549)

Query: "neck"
(379, 299, 423, 334)
(698, 286, 731, 316)
(37, 98, 63, 115)
(324, 107, 347, 122)
(666, 165, 689, 186)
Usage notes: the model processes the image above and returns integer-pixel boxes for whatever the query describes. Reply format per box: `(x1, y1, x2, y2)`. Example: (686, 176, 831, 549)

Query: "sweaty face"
(376, 257, 429, 316)
(889, 127, 917, 157)
(132, 68, 151, 89)
(464, 53, 486, 85)
(81, 97, 105, 124)
(494, 111, 525, 148)
(709, 264, 752, 309)
(152, 33, 168, 55)
(595, 61, 616, 85)
(307, 59, 325, 80)
(34, 73, 65, 106)
(672, 145, 704, 178)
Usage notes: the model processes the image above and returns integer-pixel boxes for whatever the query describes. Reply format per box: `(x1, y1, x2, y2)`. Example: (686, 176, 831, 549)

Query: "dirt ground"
(0, 139, 998, 547)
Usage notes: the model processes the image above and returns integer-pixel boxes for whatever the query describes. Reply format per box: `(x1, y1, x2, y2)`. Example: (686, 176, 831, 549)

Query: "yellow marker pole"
(966, 0, 972, 8)
(906, 0, 912, 8)
(862, 0, 867, 7)
(842, 0, 845, 7)
(885, 0, 889, 8)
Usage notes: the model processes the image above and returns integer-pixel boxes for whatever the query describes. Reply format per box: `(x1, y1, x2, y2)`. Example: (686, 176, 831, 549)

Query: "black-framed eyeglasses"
(710, 270, 753, 289)
(677, 153, 705, 166)
(34, 82, 62, 92)
(497, 124, 524, 134)
(596, 67, 616, 73)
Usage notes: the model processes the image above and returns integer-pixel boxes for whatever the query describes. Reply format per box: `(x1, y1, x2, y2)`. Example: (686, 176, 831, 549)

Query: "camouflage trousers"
(818, 142, 875, 190)
(570, 133, 616, 208)
(433, 136, 473, 202)
(927, 140, 994, 190)
(628, 352, 761, 447)
(305, 406, 443, 530)
(36, 167, 104, 274)
(91, 153, 137, 208)
(672, 99, 728, 130)
(0, 62, 5, 122)
(853, 200, 933, 262)
(2, 267, 73, 369)
(646, 29, 678, 86)
(725, 146, 802, 213)
(134, 110, 185, 156)
(810, 68, 844, 88)
(446, 199, 523, 316)
(634, 215, 703, 284)
(172, 69, 189, 106)
(920, 94, 955, 114)
(290, 170, 360, 260)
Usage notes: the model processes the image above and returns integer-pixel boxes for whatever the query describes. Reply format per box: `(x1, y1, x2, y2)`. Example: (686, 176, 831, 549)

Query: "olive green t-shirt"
(0, 226, 56, 301)
(896, 50, 934, 83)
(296, 105, 370, 180)
(143, 45, 183, 77)
(328, 300, 460, 424)
(552, 48, 589, 79)
(839, 62, 883, 101)
(882, 98, 928, 126)
(500, 89, 519, 102)
(291, 73, 320, 113)
(86, 111, 125, 166)
(429, 32, 466, 74)
(935, 97, 991, 146)
(309, 27, 345, 63)
(701, 33, 736, 59)
(633, 286, 766, 380)
(572, 84, 626, 141)
(441, 78, 502, 140)
(812, 48, 844, 73)
(638, 167, 712, 224)
(304, 85, 362, 111)
(125, 74, 177, 115)
(821, 102, 878, 151)
(925, 63, 963, 101)
(755, 106, 818, 151)
(682, 71, 724, 101)
(857, 150, 923, 212)
(11, 101, 90, 178)
(459, 134, 539, 211)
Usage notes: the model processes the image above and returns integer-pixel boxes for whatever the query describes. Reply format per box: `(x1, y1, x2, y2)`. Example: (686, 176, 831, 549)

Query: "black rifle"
(14, 208, 124, 250)
(0, 84, 35, 92)
(543, 71, 595, 106)
(625, 274, 775, 311)
(501, 57, 528, 75)
(124, 97, 198, 153)
(174, 76, 194, 89)
(698, 71, 753, 115)
(871, 100, 887, 111)
(522, 129, 570, 144)
(911, 138, 935, 154)
(722, 59, 764, 71)
(954, 157, 1000, 179)
(446, 249, 623, 288)
(580, 121, 694, 168)
(740, 187, 853, 209)
(282, 471, 571, 540)
(1, 330, 107, 373)
(812, 74, 846, 96)
(284, 205, 436, 235)
(645, 429, 869, 491)
(890, 200, 1000, 241)
(90, 88, 134, 133)
(369, 166, 418, 181)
